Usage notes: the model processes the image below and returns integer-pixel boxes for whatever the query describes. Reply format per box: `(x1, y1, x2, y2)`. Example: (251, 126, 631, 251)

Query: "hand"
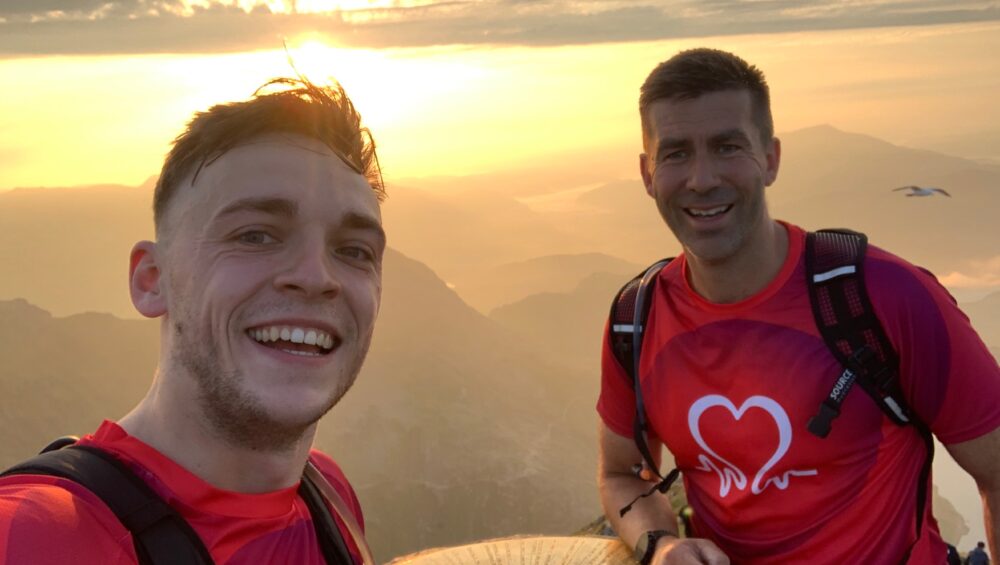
(650, 536, 730, 565)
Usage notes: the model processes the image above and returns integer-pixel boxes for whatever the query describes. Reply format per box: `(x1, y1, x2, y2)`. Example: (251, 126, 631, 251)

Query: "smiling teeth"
(249, 326, 335, 350)
(688, 205, 730, 217)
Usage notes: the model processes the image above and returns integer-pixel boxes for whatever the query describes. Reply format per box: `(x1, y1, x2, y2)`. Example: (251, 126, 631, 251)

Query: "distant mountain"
(6, 125, 993, 319)
(0, 299, 158, 458)
(489, 272, 628, 369)
(547, 126, 1000, 275)
(0, 248, 606, 563)
(453, 253, 642, 314)
(0, 184, 152, 318)
(960, 291, 1000, 349)
(769, 125, 1000, 275)
(367, 184, 593, 284)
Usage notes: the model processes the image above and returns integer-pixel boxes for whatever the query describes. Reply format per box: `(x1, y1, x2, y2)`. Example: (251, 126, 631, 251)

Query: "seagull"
(893, 185, 951, 197)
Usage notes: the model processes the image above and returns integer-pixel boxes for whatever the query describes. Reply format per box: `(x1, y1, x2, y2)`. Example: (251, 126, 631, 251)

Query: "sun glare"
(230, 0, 437, 14)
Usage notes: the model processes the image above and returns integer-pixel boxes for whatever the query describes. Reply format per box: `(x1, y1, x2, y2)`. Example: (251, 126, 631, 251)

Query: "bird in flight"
(893, 185, 951, 197)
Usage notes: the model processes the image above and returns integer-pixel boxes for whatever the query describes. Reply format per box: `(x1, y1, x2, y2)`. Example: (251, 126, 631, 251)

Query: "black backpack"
(1, 437, 355, 565)
(609, 229, 934, 553)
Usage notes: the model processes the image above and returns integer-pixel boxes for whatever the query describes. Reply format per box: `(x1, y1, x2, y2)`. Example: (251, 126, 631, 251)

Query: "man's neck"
(685, 220, 789, 304)
(118, 380, 316, 493)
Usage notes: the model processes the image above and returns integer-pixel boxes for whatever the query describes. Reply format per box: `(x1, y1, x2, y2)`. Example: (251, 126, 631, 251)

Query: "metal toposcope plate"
(386, 535, 634, 565)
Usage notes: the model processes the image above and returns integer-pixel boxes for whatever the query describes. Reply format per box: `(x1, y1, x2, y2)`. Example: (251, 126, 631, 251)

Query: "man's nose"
(685, 153, 721, 193)
(273, 238, 341, 299)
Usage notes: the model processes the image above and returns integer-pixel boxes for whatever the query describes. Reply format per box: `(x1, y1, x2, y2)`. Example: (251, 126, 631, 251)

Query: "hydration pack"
(608, 229, 933, 553)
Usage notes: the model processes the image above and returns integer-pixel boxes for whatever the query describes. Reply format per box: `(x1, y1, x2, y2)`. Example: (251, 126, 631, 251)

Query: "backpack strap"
(299, 468, 355, 565)
(1, 443, 214, 565)
(804, 229, 911, 437)
(2, 442, 360, 565)
(608, 258, 679, 517)
(805, 229, 934, 557)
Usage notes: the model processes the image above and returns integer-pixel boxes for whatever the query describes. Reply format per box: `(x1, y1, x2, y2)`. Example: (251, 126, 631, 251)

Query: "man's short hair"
(639, 48, 773, 146)
(153, 77, 384, 235)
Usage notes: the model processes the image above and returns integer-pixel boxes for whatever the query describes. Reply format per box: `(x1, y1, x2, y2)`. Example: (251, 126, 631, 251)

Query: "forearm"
(983, 487, 999, 559)
(599, 470, 679, 550)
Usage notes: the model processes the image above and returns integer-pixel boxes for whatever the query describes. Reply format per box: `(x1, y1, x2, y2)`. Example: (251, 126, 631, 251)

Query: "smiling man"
(0, 78, 384, 564)
(596, 49, 1000, 564)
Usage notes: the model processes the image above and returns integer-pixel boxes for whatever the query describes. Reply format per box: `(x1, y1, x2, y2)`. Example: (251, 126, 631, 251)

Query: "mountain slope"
(0, 248, 605, 562)
(453, 252, 642, 314)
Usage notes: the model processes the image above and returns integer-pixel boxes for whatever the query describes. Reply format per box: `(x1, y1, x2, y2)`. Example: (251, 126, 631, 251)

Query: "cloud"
(0, 0, 997, 55)
(939, 255, 1000, 289)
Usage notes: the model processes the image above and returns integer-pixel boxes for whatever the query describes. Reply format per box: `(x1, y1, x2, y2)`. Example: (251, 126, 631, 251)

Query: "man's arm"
(945, 426, 1000, 560)
(597, 422, 729, 565)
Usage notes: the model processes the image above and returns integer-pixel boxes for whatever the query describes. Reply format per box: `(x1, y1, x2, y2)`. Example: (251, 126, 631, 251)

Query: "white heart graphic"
(688, 394, 817, 497)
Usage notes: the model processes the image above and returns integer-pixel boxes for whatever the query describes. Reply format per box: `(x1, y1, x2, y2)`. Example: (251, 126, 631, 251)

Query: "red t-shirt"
(0, 421, 364, 564)
(598, 223, 1000, 564)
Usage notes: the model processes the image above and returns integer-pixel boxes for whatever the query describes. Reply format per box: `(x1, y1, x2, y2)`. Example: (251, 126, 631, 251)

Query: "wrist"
(634, 530, 678, 565)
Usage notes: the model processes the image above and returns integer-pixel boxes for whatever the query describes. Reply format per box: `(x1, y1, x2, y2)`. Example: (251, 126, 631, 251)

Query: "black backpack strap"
(608, 258, 680, 517)
(805, 229, 934, 556)
(804, 229, 911, 437)
(1, 444, 214, 565)
(299, 471, 354, 565)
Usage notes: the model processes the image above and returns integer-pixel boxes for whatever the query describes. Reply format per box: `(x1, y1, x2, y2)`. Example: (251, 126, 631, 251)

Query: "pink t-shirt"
(598, 223, 1000, 564)
(0, 420, 365, 564)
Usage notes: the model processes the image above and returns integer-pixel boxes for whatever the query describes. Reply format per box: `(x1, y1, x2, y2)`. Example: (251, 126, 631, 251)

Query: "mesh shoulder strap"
(804, 229, 911, 437)
(1, 444, 214, 565)
(805, 229, 933, 559)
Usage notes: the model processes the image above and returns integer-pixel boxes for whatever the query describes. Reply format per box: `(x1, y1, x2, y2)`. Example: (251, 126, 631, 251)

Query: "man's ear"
(639, 153, 655, 197)
(763, 137, 781, 187)
(129, 241, 167, 318)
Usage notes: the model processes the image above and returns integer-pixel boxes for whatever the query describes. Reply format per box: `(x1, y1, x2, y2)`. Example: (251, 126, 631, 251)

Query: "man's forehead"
(646, 91, 756, 142)
(162, 136, 379, 233)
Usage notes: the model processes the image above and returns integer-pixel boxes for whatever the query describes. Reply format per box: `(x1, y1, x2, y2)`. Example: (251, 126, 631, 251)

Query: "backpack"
(609, 229, 934, 551)
(1, 437, 361, 565)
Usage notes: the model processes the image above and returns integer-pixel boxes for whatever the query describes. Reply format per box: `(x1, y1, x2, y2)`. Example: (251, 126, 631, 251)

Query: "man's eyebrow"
(710, 128, 753, 145)
(654, 136, 689, 160)
(214, 197, 298, 221)
(343, 212, 387, 247)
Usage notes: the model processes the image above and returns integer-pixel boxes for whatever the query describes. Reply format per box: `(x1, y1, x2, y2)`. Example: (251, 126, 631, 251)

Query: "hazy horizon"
(2, 2, 998, 558)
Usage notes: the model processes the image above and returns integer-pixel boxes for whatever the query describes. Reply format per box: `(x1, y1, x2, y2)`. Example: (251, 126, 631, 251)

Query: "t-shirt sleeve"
(866, 256, 1000, 444)
(596, 318, 638, 438)
(0, 476, 136, 565)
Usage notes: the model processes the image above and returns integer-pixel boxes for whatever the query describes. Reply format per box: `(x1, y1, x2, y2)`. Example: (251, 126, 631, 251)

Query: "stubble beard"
(172, 318, 366, 452)
(662, 186, 766, 266)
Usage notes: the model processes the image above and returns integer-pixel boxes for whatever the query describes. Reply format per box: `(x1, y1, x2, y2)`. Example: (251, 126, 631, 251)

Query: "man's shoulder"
(0, 474, 135, 563)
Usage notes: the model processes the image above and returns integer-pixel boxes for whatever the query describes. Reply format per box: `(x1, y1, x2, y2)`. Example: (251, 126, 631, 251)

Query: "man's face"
(157, 135, 384, 448)
(640, 90, 780, 264)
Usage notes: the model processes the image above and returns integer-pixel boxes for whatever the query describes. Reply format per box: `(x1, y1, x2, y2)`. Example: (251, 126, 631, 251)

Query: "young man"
(0, 78, 386, 563)
(596, 48, 1000, 564)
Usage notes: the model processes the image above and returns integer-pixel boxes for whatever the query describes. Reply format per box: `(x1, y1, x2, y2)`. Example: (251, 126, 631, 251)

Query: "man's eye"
(237, 231, 277, 245)
(717, 144, 741, 154)
(338, 246, 375, 262)
(661, 150, 687, 162)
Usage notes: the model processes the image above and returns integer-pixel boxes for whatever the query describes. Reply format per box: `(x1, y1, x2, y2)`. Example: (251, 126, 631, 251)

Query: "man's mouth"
(684, 204, 733, 219)
(246, 325, 339, 357)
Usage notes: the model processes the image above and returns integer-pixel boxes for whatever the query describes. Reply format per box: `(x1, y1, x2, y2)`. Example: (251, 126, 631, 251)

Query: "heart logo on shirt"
(688, 394, 817, 497)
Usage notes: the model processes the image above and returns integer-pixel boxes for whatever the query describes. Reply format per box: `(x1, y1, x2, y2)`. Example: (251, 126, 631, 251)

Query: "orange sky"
(1, 20, 998, 190)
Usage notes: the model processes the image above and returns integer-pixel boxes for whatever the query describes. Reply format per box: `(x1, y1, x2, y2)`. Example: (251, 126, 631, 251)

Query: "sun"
(249, 0, 436, 13)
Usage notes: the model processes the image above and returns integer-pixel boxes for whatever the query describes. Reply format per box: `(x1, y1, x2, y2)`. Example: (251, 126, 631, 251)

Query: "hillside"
(3, 126, 996, 320)
(0, 249, 605, 562)
(453, 252, 643, 314)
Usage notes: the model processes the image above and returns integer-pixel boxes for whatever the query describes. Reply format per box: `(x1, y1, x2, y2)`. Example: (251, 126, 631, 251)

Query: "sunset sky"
(1, 0, 999, 189)
(2, 0, 998, 550)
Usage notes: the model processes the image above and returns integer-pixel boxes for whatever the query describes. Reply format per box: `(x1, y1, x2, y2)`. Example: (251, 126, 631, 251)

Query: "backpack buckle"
(808, 402, 840, 438)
